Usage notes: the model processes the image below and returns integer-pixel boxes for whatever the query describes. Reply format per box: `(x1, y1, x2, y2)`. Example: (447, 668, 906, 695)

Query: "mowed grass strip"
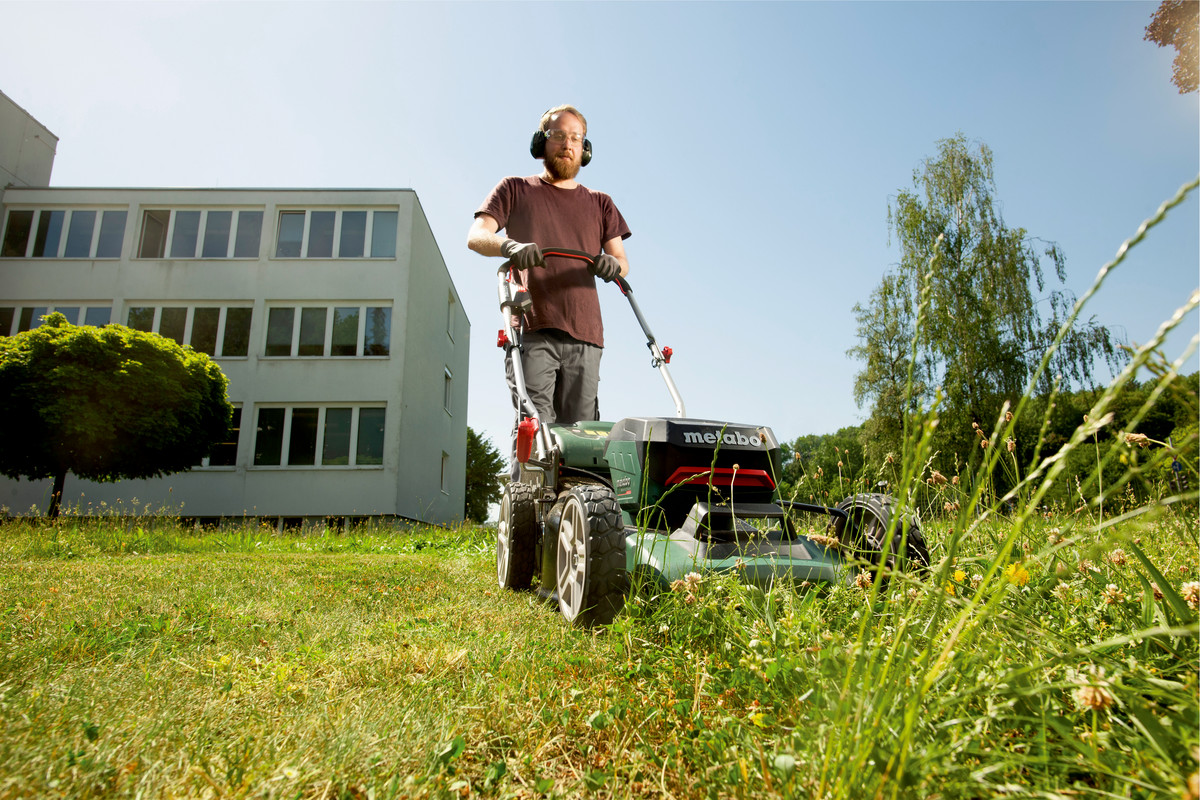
(0, 528, 634, 798)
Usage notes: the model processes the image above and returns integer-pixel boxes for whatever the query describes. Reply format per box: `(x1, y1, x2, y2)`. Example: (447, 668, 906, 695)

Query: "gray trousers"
(507, 329, 602, 425)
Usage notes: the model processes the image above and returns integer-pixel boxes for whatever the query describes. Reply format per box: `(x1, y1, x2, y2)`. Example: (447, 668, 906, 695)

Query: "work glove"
(500, 239, 544, 270)
(590, 253, 622, 283)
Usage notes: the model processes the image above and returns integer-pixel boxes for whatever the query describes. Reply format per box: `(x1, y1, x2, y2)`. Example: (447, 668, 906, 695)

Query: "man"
(468, 104, 631, 425)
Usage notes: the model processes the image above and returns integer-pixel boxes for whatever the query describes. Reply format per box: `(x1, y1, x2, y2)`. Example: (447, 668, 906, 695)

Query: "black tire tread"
(835, 493, 930, 573)
(562, 484, 628, 627)
(499, 482, 539, 590)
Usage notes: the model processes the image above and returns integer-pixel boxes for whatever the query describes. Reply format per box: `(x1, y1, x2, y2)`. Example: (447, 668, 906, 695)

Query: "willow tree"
(852, 133, 1124, 470)
(0, 313, 233, 517)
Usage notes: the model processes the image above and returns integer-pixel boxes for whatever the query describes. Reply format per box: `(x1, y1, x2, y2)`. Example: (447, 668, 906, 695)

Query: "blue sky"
(3, 1, 1196, 456)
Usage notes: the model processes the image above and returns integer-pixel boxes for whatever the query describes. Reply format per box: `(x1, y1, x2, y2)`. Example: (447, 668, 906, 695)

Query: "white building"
(0, 90, 469, 526)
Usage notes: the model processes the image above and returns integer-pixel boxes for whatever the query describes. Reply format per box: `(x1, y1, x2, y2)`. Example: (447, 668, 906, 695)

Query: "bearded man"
(468, 104, 631, 426)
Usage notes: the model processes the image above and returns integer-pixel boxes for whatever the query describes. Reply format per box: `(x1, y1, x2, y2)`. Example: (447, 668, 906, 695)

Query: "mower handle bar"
(497, 247, 686, 443)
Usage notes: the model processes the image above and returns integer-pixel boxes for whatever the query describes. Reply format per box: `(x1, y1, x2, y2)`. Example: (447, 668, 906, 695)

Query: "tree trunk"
(47, 470, 66, 519)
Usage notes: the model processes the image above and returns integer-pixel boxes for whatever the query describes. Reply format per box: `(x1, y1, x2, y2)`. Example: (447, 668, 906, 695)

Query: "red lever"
(497, 329, 509, 348)
(662, 346, 673, 364)
(516, 417, 539, 463)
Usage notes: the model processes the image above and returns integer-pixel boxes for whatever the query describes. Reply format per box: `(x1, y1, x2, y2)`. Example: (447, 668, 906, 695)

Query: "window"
(443, 368, 453, 415)
(441, 452, 450, 494)
(1, 209, 127, 258)
(197, 406, 241, 468)
(252, 405, 386, 467)
(273, 209, 398, 258)
(125, 304, 254, 356)
(446, 291, 456, 341)
(261, 304, 391, 357)
(137, 209, 263, 259)
(0, 304, 112, 335)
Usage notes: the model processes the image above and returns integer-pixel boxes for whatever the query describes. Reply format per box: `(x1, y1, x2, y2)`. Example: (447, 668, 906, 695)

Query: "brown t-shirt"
(476, 175, 631, 348)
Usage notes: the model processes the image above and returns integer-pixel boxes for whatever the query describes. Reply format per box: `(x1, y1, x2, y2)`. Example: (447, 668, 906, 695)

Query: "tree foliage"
(0, 314, 232, 517)
(1145, 0, 1199, 93)
(464, 427, 505, 523)
(850, 134, 1125, 470)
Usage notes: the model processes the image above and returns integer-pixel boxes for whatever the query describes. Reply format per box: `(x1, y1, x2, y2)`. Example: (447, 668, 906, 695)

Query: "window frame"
(124, 303, 255, 357)
(260, 303, 391, 358)
(1, 208, 128, 259)
(250, 404, 387, 469)
(272, 209, 398, 259)
(137, 208, 264, 259)
(0, 303, 113, 335)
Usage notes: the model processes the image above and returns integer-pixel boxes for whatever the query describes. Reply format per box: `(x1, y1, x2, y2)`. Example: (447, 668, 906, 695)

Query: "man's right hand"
(501, 239, 544, 270)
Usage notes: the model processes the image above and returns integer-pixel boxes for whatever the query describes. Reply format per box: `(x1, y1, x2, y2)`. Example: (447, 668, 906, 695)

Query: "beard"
(544, 151, 581, 181)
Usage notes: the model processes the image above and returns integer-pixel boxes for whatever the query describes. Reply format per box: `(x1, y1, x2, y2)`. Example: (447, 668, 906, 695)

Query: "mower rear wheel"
(497, 483, 538, 590)
(835, 493, 930, 573)
(555, 485, 627, 627)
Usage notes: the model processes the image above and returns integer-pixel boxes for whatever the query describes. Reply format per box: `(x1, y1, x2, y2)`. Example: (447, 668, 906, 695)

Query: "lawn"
(0, 508, 1196, 799)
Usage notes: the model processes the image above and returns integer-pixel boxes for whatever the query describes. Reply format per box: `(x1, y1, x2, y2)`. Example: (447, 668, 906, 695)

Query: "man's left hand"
(590, 253, 622, 283)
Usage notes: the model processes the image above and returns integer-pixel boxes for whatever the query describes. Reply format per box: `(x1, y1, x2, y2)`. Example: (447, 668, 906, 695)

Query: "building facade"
(0, 94, 469, 525)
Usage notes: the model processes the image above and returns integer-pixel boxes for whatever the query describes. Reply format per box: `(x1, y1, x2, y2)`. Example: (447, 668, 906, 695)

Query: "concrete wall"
(0, 90, 56, 191)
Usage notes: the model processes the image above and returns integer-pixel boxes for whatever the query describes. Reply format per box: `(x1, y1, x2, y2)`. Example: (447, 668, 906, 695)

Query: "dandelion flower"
(953, 569, 967, 584)
(1103, 584, 1126, 605)
(1003, 563, 1030, 586)
(1182, 581, 1200, 611)
(1073, 667, 1115, 712)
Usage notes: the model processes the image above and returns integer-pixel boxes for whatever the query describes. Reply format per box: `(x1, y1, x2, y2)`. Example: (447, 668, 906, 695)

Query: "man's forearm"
(467, 228, 508, 258)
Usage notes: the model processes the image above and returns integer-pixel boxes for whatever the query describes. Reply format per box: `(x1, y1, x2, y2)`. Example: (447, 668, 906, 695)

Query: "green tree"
(848, 273, 924, 465)
(0, 314, 233, 517)
(464, 427, 505, 523)
(852, 134, 1125, 472)
(1145, 0, 1198, 93)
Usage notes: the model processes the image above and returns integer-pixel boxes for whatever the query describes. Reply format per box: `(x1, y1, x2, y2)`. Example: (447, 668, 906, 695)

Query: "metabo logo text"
(681, 429, 763, 448)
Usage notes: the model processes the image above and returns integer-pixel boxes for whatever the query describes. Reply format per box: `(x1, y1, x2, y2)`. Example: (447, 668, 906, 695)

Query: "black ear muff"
(580, 139, 592, 167)
(529, 130, 547, 159)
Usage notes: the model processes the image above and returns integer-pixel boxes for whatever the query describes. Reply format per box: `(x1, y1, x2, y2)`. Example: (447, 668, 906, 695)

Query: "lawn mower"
(495, 248, 929, 627)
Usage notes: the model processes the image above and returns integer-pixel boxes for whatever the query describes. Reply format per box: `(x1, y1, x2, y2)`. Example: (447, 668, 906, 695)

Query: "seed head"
(927, 470, 948, 486)
(1124, 432, 1150, 448)
(1005, 437, 1015, 453)
(1183, 582, 1200, 611)
(1073, 667, 1115, 712)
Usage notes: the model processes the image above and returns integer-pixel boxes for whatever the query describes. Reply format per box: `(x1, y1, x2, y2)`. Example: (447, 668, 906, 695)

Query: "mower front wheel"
(555, 485, 627, 627)
(497, 482, 539, 590)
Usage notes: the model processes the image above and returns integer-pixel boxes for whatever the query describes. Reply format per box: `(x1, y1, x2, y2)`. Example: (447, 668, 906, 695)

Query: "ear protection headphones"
(530, 129, 592, 167)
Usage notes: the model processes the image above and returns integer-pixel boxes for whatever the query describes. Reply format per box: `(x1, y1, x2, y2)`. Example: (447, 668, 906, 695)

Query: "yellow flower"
(1003, 563, 1030, 586)
(953, 569, 967, 583)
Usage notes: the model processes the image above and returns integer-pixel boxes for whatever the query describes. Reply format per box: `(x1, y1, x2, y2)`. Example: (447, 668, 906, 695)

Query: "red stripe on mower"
(665, 467, 775, 489)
